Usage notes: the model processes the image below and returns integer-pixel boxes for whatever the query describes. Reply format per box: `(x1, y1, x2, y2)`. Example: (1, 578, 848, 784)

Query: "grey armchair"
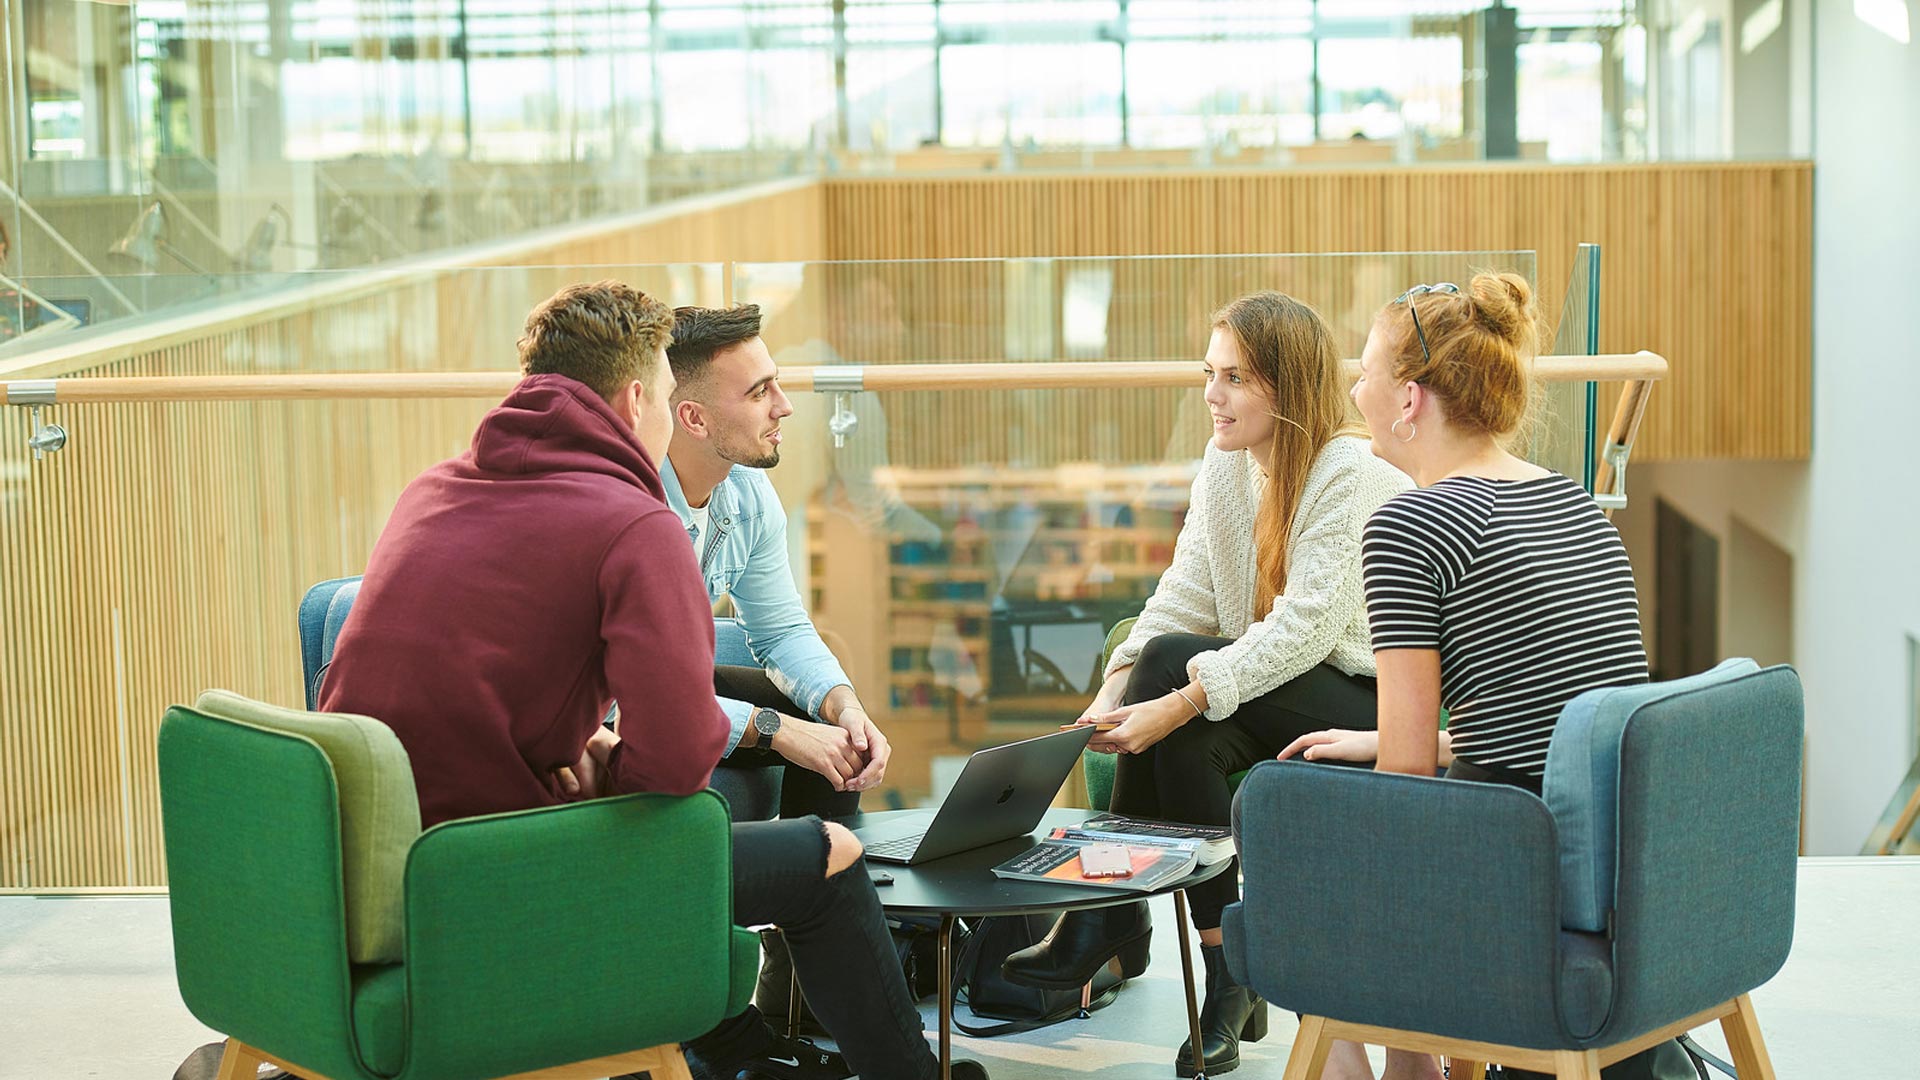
(1221, 660, 1802, 1080)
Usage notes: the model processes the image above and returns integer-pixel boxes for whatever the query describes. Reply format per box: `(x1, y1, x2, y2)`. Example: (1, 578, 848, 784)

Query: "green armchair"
(159, 691, 756, 1080)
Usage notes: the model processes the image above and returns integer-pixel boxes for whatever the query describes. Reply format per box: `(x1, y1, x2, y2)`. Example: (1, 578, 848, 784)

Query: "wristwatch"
(752, 706, 783, 742)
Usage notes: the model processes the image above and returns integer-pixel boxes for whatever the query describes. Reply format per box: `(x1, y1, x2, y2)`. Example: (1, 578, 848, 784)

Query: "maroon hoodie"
(318, 373, 728, 828)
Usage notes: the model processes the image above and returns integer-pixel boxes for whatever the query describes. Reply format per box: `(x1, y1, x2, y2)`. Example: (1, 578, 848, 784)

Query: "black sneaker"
(736, 1033, 852, 1080)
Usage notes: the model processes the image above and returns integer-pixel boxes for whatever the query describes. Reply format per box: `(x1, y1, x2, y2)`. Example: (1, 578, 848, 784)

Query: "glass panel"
(0, 252, 1604, 882)
(0, 263, 739, 887)
(1535, 242, 1600, 488)
(735, 252, 1547, 806)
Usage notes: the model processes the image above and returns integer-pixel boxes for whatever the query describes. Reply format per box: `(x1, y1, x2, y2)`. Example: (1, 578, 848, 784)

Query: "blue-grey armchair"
(299, 577, 781, 822)
(1221, 660, 1801, 1080)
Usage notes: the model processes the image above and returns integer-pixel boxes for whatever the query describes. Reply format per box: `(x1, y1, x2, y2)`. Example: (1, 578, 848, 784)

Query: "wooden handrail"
(5, 351, 1666, 512)
(6, 351, 1666, 403)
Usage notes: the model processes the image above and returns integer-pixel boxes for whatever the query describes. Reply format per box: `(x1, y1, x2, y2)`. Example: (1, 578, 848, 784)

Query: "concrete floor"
(2, 858, 1914, 1080)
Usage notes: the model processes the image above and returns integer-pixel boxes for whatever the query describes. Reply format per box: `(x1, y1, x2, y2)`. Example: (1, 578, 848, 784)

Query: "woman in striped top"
(1281, 271, 1650, 1080)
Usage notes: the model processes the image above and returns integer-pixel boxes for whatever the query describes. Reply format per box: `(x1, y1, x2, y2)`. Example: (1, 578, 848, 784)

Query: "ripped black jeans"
(689, 816, 934, 1080)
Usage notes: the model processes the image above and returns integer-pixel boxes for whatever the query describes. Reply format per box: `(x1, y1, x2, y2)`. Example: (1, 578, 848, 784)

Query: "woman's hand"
(1079, 666, 1131, 723)
(1277, 728, 1380, 764)
(1085, 693, 1197, 755)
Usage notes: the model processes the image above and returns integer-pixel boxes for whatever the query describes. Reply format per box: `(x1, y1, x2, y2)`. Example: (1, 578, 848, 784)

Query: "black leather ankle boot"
(999, 901, 1153, 990)
(1173, 941, 1267, 1077)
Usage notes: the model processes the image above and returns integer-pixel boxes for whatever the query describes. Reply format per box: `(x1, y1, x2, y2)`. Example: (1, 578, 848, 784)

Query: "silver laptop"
(860, 726, 1097, 865)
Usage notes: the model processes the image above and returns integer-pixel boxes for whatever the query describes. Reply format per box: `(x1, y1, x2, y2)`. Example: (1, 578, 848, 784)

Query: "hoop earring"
(1391, 418, 1417, 443)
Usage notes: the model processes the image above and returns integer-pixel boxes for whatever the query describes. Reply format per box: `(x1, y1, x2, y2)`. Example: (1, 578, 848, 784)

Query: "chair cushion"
(351, 963, 408, 1076)
(1542, 659, 1759, 933)
(196, 690, 421, 964)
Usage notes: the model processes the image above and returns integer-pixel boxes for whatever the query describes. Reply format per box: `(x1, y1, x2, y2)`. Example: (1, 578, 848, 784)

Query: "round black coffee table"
(840, 807, 1235, 1080)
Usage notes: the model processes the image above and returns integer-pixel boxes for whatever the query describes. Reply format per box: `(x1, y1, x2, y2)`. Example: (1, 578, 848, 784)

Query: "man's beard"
(718, 432, 780, 470)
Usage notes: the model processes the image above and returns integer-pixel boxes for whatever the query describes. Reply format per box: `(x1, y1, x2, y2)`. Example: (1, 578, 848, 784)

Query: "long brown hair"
(1212, 292, 1364, 617)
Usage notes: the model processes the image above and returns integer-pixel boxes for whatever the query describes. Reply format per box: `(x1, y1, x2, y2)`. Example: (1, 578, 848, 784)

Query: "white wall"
(1614, 461, 1807, 678)
(1624, 5, 1920, 854)
(1801, 2, 1920, 852)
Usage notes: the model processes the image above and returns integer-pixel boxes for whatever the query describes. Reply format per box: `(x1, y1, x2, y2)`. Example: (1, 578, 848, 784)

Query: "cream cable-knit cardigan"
(1106, 436, 1413, 720)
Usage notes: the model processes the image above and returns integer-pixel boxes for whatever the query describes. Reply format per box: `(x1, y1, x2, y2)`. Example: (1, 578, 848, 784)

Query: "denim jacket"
(661, 457, 853, 754)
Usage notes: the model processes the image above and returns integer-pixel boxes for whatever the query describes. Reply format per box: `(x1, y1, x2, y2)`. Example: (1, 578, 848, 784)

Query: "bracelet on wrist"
(1171, 687, 1204, 718)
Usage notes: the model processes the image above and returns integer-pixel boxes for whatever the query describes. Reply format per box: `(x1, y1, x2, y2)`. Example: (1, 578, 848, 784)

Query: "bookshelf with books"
(804, 461, 1198, 804)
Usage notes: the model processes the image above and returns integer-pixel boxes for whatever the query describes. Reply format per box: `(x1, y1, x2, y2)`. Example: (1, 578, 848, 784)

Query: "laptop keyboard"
(863, 832, 926, 861)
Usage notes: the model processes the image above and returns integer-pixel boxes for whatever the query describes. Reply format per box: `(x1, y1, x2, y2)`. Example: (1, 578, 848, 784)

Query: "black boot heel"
(1111, 931, 1153, 980)
(1240, 1002, 1268, 1042)
(1002, 901, 1153, 990)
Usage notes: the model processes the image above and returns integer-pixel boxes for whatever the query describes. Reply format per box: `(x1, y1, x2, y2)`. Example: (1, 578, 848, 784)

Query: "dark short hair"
(517, 280, 674, 402)
(667, 304, 763, 388)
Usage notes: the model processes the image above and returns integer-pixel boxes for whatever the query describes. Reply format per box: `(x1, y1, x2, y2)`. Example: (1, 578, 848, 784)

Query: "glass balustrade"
(0, 250, 1633, 886)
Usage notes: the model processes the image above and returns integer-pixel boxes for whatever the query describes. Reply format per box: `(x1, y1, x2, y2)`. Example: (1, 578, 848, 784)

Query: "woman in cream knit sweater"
(1002, 292, 1410, 1077)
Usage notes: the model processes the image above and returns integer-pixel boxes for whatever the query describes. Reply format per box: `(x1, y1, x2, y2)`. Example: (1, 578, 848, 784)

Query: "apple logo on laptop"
(995, 785, 1016, 805)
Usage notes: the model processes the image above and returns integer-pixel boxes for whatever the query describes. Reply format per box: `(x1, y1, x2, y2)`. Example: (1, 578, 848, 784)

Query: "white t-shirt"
(687, 501, 711, 547)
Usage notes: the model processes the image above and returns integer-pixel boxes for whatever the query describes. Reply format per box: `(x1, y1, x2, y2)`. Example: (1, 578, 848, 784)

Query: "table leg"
(1174, 890, 1207, 1080)
(784, 930, 802, 1039)
(937, 914, 955, 1080)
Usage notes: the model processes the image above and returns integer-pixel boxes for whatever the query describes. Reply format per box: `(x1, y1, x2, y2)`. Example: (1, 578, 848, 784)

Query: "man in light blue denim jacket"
(661, 304, 891, 825)
(662, 304, 896, 1031)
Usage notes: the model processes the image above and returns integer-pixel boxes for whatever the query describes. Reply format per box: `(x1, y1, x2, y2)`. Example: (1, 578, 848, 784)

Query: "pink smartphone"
(1078, 843, 1133, 878)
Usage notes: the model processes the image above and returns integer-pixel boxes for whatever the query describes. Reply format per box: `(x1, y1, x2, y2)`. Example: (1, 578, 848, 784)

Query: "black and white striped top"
(1361, 474, 1648, 777)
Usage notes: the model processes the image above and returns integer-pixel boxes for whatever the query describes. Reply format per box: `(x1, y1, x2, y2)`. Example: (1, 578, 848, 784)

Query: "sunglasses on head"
(1393, 282, 1460, 365)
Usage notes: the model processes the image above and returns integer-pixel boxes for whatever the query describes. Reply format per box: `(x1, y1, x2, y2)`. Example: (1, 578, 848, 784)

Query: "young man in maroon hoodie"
(319, 281, 983, 1080)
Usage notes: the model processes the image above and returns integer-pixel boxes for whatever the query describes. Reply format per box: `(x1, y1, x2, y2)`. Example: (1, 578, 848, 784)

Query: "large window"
(941, 42, 1124, 148)
(1, 0, 1657, 339)
(1317, 34, 1464, 144)
(1126, 40, 1315, 149)
(1518, 38, 1607, 161)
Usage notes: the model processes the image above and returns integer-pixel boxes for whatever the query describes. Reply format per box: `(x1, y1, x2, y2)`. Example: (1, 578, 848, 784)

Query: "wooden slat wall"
(820, 163, 1814, 461)
(0, 183, 827, 888)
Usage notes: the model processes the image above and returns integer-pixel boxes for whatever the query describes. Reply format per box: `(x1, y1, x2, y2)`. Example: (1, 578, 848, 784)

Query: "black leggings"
(1110, 633, 1380, 930)
(714, 665, 861, 821)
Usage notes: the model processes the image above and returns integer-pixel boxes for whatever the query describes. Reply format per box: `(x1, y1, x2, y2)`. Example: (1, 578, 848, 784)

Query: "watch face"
(754, 708, 780, 735)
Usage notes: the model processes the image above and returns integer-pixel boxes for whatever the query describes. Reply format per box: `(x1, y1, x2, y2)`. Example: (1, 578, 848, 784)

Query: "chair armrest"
(1228, 761, 1575, 1049)
(400, 789, 741, 1080)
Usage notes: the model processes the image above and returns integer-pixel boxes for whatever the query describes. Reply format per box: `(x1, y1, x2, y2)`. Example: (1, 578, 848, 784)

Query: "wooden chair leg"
(496, 1042, 695, 1080)
(1447, 1059, 1488, 1080)
(633, 1045, 695, 1080)
(1280, 1014, 1334, 1080)
(214, 1040, 272, 1080)
(1719, 993, 1780, 1080)
(1552, 1049, 1602, 1080)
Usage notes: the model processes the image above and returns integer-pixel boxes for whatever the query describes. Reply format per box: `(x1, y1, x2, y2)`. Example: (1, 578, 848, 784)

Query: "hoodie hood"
(469, 373, 664, 500)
